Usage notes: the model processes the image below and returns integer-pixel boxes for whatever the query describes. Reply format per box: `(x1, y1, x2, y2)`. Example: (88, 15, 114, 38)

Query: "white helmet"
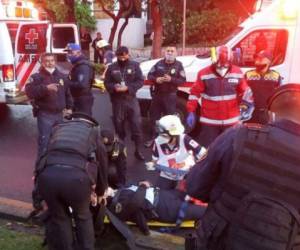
(156, 115, 185, 136)
(96, 39, 109, 49)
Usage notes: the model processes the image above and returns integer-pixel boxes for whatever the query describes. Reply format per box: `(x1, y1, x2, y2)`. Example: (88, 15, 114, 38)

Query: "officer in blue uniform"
(107, 181, 207, 235)
(25, 53, 73, 158)
(35, 112, 108, 250)
(245, 50, 281, 124)
(64, 43, 95, 116)
(145, 46, 186, 146)
(104, 46, 145, 160)
(186, 84, 300, 250)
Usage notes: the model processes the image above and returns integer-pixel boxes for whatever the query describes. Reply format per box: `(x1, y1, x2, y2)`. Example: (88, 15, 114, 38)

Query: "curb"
(0, 197, 33, 222)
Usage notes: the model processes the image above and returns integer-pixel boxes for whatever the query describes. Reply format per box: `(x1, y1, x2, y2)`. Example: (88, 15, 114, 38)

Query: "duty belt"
(48, 164, 77, 169)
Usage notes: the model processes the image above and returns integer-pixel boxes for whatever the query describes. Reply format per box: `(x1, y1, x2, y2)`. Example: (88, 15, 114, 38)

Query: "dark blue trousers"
(149, 93, 177, 137)
(73, 95, 94, 116)
(37, 111, 63, 158)
(38, 166, 94, 250)
(112, 97, 142, 145)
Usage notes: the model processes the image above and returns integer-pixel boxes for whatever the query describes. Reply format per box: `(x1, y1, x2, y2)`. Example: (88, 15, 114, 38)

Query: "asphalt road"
(0, 90, 157, 203)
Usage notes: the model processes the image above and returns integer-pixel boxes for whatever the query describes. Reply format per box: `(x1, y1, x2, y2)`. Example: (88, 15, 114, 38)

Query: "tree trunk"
(150, 0, 163, 58)
(117, 16, 129, 47)
(108, 16, 121, 45)
(97, 0, 134, 47)
(64, 0, 76, 22)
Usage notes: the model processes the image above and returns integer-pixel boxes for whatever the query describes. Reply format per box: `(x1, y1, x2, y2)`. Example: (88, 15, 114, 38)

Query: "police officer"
(107, 181, 207, 235)
(145, 46, 186, 146)
(186, 83, 300, 250)
(64, 43, 95, 115)
(35, 112, 108, 250)
(96, 39, 115, 65)
(92, 32, 104, 64)
(101, 129, 127, 188)
(104, 46, 145, 160)
(245, 50, 281, 124)
(25, 53, 73, 158)
(186, 46, 254, 147)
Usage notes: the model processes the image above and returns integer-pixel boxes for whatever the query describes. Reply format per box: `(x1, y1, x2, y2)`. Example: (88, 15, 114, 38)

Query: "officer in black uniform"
(245, 50, 281, 124)
(145, 46, 186, 146)
(107, 181, 207, 235)
(186, 83, 300, 250)
(104, 46, 145, 160)
(64, 43, 95, 115)
(35, 112, 108, 250)
(101, 129, 127, 188)
(25, 53, 73, 158)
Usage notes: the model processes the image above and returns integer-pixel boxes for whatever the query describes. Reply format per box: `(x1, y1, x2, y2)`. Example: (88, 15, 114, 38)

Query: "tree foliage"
(160, 0, 238, 47)
(186, 9, 238, 46)
(34, 0, 69, 22)
(75, 0, 97, 30)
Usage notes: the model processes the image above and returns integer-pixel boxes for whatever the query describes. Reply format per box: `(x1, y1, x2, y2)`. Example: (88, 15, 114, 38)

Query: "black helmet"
(267, 83, 300, 111)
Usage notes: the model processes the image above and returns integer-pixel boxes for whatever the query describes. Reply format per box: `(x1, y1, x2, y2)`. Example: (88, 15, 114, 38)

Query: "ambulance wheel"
(176, 97, 196, 134)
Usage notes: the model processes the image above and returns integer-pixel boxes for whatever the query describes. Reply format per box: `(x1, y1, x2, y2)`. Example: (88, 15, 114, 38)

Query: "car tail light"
(2, 64, 15, 82)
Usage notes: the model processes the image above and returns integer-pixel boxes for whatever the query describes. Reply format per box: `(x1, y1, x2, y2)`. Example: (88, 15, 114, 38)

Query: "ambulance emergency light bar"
(254, 0, 299, 19)
(279, 0, 300, 19)
(5, 1, 38, 19)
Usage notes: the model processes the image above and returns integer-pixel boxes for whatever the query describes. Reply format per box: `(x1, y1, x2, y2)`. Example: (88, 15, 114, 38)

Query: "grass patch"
(0, 225, 43, 250)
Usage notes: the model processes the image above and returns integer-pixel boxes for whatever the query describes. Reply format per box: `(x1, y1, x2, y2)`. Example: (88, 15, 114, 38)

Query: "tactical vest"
(202, 124, 300, 250)
(45, 120, 99, 169)
(246, 70, 280, 124)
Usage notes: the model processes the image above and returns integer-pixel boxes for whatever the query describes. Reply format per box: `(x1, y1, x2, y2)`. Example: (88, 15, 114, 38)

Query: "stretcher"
(104, 215, 195, 228)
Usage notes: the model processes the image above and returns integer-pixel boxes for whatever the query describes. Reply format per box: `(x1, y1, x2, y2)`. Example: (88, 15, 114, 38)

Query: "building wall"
(92, 17, 146, 49)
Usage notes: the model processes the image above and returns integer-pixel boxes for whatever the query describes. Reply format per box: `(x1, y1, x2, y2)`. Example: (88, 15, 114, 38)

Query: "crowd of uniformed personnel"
(24, 41, 300, 250)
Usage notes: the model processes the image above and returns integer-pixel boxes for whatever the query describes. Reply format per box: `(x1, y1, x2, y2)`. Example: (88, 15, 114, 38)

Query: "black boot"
(134, 140, 145, 161)
(135, 150, 145, 161)
(144, 139, 154, 148)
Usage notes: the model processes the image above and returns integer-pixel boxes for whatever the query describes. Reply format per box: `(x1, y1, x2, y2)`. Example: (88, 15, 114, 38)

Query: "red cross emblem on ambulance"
(25, 29, 39, 44)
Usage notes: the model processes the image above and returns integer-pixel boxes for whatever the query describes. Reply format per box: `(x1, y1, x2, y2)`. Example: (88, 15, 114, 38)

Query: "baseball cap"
(116, 46, 129, 56)
(63, 43, 81, 52)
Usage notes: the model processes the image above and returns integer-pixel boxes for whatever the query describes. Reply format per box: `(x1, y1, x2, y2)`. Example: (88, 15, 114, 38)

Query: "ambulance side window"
(52, 27, 75, 49)
(232, 29, 288, 67)
(17, 24, 47, 54)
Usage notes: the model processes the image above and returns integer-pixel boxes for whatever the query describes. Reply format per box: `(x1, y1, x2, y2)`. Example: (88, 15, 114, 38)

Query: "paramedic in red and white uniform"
(186, 46, 254, 147)
(151, 115, 207, 190)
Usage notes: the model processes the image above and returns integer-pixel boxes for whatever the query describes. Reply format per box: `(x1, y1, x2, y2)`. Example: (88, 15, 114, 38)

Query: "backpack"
(226, 193, 300, 250)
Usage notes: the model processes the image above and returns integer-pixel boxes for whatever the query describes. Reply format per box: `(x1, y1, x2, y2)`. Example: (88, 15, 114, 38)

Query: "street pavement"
(0, 90, 157, 204)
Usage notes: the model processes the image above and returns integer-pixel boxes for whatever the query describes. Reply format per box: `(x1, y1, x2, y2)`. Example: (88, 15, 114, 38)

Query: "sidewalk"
(0, 196, 186, 250)
(0, 196, 32, 222)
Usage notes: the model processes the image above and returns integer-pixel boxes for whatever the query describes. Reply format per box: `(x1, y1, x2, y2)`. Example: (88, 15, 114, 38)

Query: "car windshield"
(196, 26, 244, 58)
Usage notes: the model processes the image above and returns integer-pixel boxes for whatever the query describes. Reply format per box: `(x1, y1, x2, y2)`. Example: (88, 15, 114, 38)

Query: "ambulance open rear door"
(14, 21, 79, 102)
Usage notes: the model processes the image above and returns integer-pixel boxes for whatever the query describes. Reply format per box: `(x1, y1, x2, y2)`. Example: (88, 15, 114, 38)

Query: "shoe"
(144, 139, 154, 148)
(135, 150, 145, 161)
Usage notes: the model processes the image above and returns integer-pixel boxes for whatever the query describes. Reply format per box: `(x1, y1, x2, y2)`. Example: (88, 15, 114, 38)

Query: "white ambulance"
(137, 0, 300, 118)
(0, 0, 79, 104)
